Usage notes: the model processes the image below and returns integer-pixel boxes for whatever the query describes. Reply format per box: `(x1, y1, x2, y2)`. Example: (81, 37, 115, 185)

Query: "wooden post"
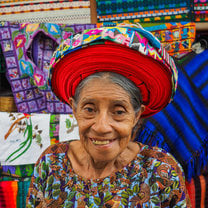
(90, 0, 97, 24)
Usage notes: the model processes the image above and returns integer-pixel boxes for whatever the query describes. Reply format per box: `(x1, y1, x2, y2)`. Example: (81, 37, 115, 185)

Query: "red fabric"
(51, 43, 172, 118)
(186, 179, 196, 208)
(0, 181, 18, 208)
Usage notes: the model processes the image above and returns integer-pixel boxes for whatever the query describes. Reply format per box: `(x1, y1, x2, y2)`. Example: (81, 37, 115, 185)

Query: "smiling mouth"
(90, 138, 116, 145)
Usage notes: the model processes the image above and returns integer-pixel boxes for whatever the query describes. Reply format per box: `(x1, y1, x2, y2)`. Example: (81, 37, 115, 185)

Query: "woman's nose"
(92, 111, 112, 134)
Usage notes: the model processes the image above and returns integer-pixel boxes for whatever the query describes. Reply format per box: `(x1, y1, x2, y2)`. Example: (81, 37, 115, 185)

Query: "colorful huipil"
(26, 141, 191, 207)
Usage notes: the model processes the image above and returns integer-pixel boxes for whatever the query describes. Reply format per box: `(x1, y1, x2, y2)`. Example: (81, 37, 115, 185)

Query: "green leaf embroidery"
(65, 119, 71, 129)
(133, 184, 140, 193)
(172, 180, 179, 189)
(171, 170, 178, 177)
(18, 48, 23, 60)
(126, 188, 133, 195)
(103, 194, 113, 203)
(154, 161, 161, 167)
(94, 197, 101, 206)
(42, 161, 46, 171)
(63, 27, 74, 33)
(151, 183, 158, 192)
(121, 198, 128, 206)
(12, 30, 19, 40)
(52, 189, 61, 197)
(164, 186, 171, 194)
(52, 183, 61, 190)
(68, 191, 76, 200)
(35, 176, 40, 184)
(151, 196, 160, 204)
(121, 191, 129, 199)
(65, 201, 74, 208)
(41, 172, 46, 180)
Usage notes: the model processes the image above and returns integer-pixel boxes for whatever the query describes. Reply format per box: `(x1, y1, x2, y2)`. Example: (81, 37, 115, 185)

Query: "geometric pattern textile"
(0, 0, 91, 24)
(96, 0, 194, 23)
(143, 22, 196, 57)
(98, 22, 196, 58)
(194, 0, 208, 22)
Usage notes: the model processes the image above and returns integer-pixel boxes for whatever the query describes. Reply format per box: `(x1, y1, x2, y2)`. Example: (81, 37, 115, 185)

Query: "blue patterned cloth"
(136, 50, 208, 181)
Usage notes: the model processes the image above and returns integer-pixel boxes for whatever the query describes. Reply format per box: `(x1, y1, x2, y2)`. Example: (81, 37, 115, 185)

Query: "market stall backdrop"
(0, 0, 208, 207)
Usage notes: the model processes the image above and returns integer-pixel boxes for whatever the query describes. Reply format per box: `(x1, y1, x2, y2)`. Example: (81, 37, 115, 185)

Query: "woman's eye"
(115, 110, 125, 115)
(84, 107, 95, 113)
(113, 106, 126, 116)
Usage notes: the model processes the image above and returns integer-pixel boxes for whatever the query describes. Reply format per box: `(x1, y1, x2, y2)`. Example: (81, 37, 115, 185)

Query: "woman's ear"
(134, 104, 145, 125)
(68, 97, 76, 113)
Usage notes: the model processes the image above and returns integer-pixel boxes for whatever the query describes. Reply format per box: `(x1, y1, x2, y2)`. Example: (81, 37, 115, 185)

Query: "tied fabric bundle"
(49, 24, 178, 118)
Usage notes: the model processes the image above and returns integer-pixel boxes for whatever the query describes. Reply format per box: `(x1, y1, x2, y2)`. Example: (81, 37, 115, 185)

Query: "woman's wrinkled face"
(72, 78, 141, 163)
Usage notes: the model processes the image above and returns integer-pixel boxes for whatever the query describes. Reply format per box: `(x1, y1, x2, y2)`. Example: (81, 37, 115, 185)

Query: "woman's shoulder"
(42, 141, 69, 155)
(36, 140, 77, 164)
(137, 142, 183, 171)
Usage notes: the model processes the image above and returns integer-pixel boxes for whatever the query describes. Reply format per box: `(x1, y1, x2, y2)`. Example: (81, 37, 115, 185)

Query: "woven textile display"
(185, 174, 208, 208)
(136, 50, 208, 181)
(194, 0, 208, 21)
(98, 22, 196, 58)
(96, 0, 194, 23)
(0, 111, 78, 208)
(142, 22, 196, 57)
(0, 0, 91, 24)
(0, 21, 96, 114)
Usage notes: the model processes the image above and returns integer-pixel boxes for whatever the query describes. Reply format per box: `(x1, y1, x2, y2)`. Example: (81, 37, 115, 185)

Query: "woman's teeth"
(92, 140, 111, 145)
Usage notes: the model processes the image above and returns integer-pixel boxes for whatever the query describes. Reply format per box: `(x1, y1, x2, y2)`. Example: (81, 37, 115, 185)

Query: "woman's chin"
(86, 139, 120, 163)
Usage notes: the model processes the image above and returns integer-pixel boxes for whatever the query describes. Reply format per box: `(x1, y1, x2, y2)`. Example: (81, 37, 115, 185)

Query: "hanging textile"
(0, 181, 18, 208)
(185, 174, 208, 208)
(0, 0, 91, 24)
(97, 22, 196, 59)
(0, 110, 79, 207)
(194, 0, 208, 22)
(0, 21, 96, 113)
(0, 111, 79, 165)
(96, 0, 194, 23)
(136, 50, 208, 181)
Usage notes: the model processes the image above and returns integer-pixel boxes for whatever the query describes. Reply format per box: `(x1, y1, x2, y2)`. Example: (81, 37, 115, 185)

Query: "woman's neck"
(67, 140, 140, 180)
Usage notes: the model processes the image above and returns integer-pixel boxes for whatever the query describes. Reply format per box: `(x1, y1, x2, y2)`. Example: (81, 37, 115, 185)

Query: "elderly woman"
(26, 24, 191, 207)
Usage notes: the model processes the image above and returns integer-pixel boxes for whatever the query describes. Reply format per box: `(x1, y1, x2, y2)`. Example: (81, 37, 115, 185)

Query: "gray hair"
(73, 72, 143, 114)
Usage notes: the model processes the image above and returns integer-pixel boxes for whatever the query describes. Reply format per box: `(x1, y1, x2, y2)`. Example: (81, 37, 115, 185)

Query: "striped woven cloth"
(0, 181, 18, 208)
(186, 174, 208, 207)
(136, 50, 208, 181)
(194, 0, 208, 22)
(96, 0, 194, 23)
(0, 0, 91, 24)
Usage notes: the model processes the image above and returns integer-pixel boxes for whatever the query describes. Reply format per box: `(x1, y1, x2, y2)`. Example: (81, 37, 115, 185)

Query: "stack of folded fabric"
(0, 0, 91, 24)
(194, 0, 208, 22)
(96, 0, 194, 23)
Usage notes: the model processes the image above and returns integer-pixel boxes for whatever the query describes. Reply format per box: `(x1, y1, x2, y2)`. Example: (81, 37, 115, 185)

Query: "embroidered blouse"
(26, 141, 191, 208)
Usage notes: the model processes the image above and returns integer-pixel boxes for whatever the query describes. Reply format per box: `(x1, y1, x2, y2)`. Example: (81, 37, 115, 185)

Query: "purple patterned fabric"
(0, 21, 96, 113)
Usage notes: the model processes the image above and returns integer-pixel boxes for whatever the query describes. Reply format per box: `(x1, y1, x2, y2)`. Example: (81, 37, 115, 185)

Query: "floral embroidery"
(27, 142, 190, 207)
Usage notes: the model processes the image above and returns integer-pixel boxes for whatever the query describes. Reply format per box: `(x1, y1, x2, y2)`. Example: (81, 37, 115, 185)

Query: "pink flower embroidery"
(34, 73, 44, 86)
(63, 32, 73, 40)
(85, 29, 103, 36)
(14, 34, 26, 48)
(72, 39, 81, 47)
